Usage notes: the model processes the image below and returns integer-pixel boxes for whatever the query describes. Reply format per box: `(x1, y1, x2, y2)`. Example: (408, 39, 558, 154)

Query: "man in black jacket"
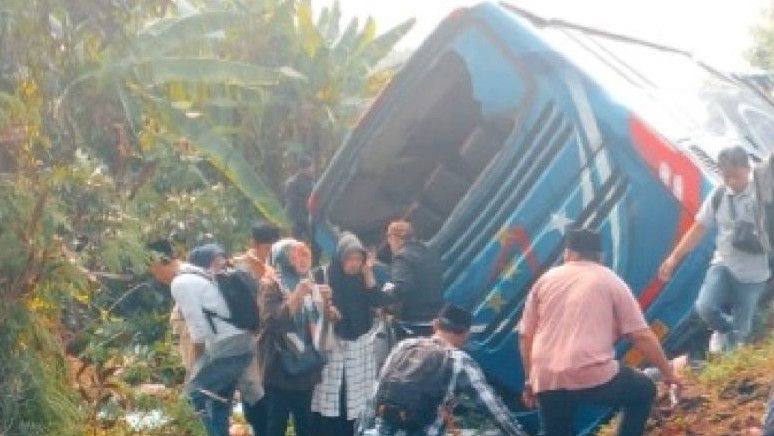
(383, 219, 444, 339)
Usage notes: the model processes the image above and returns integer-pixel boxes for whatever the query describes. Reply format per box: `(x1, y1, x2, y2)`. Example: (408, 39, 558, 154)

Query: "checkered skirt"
(312, 322, 381, 420)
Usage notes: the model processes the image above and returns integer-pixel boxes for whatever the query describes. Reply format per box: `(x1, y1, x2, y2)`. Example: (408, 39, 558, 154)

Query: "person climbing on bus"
(382, 219, 444, 339)
(659, 146, 769, 353)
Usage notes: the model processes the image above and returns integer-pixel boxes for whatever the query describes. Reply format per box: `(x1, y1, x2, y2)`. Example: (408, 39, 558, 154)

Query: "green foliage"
(0, 0, 412, 433)
(749, 2, 774, 69)
(66, 0, 414, 205)
(0, 310, 84, 436)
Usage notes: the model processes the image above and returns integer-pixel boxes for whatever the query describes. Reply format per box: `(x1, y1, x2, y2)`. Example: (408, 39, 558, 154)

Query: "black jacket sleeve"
(386, 252, 415, 301)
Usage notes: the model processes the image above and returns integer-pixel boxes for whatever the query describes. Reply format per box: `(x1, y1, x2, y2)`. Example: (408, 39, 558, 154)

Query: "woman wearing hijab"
(311, 232, 391, 436)
(258, 239, 338, 436)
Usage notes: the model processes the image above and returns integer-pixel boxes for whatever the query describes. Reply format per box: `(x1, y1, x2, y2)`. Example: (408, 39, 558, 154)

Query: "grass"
(698, 338, 774, 388)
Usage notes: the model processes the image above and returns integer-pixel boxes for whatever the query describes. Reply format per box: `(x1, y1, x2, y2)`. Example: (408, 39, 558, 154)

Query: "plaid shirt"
(360, 336, 526, 436)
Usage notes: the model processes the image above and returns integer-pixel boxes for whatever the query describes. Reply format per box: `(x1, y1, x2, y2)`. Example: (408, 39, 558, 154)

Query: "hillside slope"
(600, 337, 774, 435)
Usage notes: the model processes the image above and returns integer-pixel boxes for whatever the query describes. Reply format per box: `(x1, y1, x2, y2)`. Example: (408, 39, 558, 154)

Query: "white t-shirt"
(696, 183, 770, 284)
(171, 264, 244, 347)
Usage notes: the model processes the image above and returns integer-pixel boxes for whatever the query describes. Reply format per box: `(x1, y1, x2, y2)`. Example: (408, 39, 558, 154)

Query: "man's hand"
(658, 256, 677, 282)
(521, 384, 536, 409)
(662, 370, 681, 387)
(662, 370, 682, 397)
(658, 222, 706, 283)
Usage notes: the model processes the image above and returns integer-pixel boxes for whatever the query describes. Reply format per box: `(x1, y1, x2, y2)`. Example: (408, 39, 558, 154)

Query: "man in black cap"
(233, 221, 281, 282)
(284, 155, 315, 241)
(361, 305, 526, 436)
(230, 221, 281, 436)
(519, 227, 679, 436)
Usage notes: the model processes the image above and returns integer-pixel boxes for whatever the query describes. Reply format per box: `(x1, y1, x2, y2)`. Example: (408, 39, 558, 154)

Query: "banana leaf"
(361, 18, 415, 64)
(134, 11, 245, 56)
(144, 94, 287, 225)
(128, 57, 281, 88)
(322, 0, 341, 44)
(297, 0, 323, 59)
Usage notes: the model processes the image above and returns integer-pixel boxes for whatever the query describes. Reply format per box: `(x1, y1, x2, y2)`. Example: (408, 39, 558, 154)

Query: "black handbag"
(278, 335, 327, 376)
(728, 196, 765, 254)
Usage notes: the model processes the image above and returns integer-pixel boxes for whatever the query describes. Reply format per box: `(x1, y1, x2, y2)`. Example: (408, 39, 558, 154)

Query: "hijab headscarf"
(271, 238, 306, 294)
(270, 239, 324, 347)
(328, 233, 380, 340)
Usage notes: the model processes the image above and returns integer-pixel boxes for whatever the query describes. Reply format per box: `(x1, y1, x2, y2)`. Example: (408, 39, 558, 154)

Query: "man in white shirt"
(149, 241, 252, 436)
(660, 146, 769, 352)
(173, 244, 241, 356)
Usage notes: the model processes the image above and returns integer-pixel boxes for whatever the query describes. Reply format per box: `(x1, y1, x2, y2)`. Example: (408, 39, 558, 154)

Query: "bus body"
(310, 2, 774, 432)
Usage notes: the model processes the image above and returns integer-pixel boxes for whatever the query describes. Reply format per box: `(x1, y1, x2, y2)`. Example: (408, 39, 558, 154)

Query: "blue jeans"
(694, 264, 766, 346)
(191, 389, 233, 436)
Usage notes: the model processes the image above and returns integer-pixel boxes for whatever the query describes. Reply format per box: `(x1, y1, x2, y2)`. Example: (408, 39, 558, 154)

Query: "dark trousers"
(243, 398, 267, 436)
(313, 373, 355, 436)
(537, 366, 656, 436)
(264, 386, 313, 436)
(314, 414, 355, 436)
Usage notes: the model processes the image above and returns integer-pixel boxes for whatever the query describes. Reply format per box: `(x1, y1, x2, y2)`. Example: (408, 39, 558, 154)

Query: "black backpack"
(375, 339, 453, 431)
(203, 269, 261, 333)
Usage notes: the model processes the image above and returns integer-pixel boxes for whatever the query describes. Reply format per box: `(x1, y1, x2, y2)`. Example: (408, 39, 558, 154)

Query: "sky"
(326, 0, 769, 71)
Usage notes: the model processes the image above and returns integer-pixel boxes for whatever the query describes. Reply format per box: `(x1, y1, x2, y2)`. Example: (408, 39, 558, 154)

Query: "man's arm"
(626, 328, 678, 385)
(518, 334, 533, 387)
(612, 277, 680, 386)
(455, 353, 527, 436)
(516, 282, 539, 404)
(659, 222, 707, 280)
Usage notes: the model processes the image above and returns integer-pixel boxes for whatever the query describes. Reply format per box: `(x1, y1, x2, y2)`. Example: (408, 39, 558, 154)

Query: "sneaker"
(709, 331, 728, 354)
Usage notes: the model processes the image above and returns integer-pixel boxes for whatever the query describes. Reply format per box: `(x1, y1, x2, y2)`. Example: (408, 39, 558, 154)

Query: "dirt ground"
(645, 373, 768, 435)
(600, 340, 774, 436)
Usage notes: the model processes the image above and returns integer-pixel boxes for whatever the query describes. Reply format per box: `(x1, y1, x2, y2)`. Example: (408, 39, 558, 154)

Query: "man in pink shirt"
(518, 228, 679, 436)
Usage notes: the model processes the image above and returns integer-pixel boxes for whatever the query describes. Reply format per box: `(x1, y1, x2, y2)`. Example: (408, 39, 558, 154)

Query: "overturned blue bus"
(310, 2, 774, 433)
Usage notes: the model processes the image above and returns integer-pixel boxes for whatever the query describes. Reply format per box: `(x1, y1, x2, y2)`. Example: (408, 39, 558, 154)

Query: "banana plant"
(243, 0, 415, 187)
(61, 7, 296, 225)
(60, 0, 414, 225)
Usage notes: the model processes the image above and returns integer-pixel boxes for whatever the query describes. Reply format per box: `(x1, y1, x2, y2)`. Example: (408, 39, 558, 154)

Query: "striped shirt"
(361, 336, 526, 436)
